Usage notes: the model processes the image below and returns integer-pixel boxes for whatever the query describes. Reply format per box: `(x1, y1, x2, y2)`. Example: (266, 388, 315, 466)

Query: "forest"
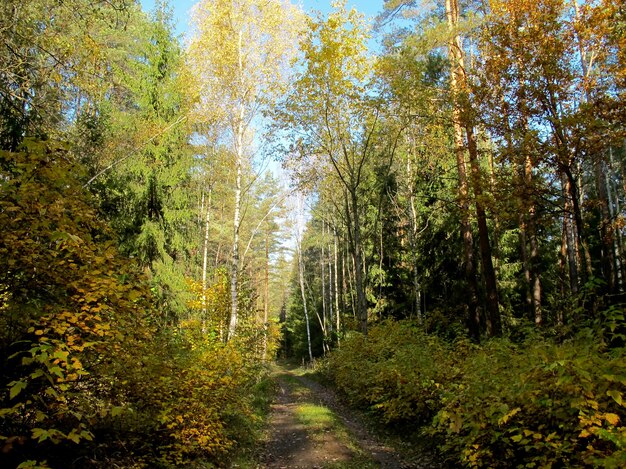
(0, 0, 625, 467)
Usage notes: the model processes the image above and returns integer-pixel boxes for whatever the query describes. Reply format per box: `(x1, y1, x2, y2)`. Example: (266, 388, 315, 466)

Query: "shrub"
(432, 337, 626, 468)
(324, 319, 626, 468)
(325, 320, 457, 425)
(0, 143, 266, 467)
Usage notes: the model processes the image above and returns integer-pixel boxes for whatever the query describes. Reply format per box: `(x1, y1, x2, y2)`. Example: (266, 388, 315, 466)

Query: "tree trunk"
(519, 213, 533, 315)
(347, 245, 356, 319)
(609, 147, 625, 289)
(564, 167, 593, 284)
(321, 223, 327, 336)
(523, 152, 542, 325)
(334, 226, 341, 343)
(446, 0, 481, 340)
(488, 150, 501, 273)
(445, 0, 501, 336)
(407, 150, 422, 323)
(466, 124, 502, 337)
(228, 29, 245, 341)
(343, 194, 357, 320)
(597, 158, 616, 293)
(351, 190, 368, 335)
(202, 188, 212, 321)
(263, 232, 269, 359)
(528, 210, 542, 325)
(563, 173, 579, 294)
(572, 0, 614, 293)
(327, 228, 334, 335)
(559, 220, 567, 325)
(297, 238, 313, 363)
(229, 129, 242, 340)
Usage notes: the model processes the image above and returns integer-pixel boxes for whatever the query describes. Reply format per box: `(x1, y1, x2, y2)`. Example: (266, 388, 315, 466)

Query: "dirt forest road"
(257, 364, 436, 469)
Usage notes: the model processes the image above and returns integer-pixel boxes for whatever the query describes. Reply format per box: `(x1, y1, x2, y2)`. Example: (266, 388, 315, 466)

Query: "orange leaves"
(0, 141, 266, 467)
(187, 272, 231, 331)
(127, 339, 256, 465)
(579, 408, 622, 438)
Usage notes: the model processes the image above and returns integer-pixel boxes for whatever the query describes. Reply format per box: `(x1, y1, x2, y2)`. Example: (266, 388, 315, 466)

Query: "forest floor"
(254, 363, 437, 469)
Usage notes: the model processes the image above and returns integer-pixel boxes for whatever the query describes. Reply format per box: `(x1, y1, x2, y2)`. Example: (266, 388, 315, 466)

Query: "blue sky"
(140, 1, 386, 37)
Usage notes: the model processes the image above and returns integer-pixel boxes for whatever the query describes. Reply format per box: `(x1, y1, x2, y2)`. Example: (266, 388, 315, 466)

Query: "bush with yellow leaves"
(324, 319, 626, 468)
(0, 142, 267, 468)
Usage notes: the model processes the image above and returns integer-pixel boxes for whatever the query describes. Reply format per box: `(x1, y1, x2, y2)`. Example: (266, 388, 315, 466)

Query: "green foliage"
(0, 139, 149, 463)
(0, 0, 134, 150)
(432, 336, 626, 468)
(82, 5, 195, 323)
(325, 321, 456, 425)
(324, 319, 626, 468)
(111, 327, 259, 467)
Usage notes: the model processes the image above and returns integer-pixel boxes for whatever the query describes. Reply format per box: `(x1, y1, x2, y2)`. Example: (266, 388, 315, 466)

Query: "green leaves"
(607, 389, 624, 407)
(325, 320, 626, 468)
(31, 428, 68, 444)
(8, 380, 27, 400)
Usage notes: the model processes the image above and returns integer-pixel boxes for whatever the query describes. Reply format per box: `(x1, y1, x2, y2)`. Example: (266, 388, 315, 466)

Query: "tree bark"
(609, 147, 625, 288)
(327, 224, 334, 336)
(297, 237, 313, 362)
(351, 190, 368, 335)
(334, 226, 341, 343)
(559, 219, 567, 325)
(228, 115, 243, 340)
(263, 232, 269, 359)
(564, 167, 593, 284)
(572, 0, 614, 293)
(563, 173, 579, 294)
(523, 151, 542, 324)
(466, 125, 502, 336)
(228, 29, 245, 341)
(597, 158, 616, 293)
(406, 150, 423, 324)
(445, 0, 481, 340)
(321, 223, 327, 336)
(202, 187, 212, 321)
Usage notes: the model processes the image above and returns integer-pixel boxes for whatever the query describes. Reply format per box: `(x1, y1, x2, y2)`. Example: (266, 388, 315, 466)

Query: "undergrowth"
(323, 319, 626, 468)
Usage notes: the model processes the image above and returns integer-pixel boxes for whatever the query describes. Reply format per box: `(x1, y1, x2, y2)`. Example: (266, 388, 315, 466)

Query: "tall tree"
(275, 0, 379, 335)
(83, 3, 194, 322)
(188, 0, 302, 339)
(296, 194, 314, 362)
(0, 0, 139, 151)
(445, 0, 501, 337)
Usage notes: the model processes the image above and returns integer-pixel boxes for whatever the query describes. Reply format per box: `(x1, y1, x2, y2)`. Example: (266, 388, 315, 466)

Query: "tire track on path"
(258, 364, 412, 468)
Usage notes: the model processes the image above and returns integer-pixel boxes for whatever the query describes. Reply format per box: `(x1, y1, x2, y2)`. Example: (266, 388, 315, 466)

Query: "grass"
(294, 361, 435, 468)
(294, 402, 379, 469)
(324, 458, 380, 469)
(295, 403, 336, 432)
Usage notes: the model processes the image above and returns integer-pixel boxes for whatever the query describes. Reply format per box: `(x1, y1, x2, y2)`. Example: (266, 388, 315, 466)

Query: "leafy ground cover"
(323, 320, 626, 468)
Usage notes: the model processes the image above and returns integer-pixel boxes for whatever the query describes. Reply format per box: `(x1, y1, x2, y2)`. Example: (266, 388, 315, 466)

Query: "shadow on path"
(258, 364, 423, 468)
(259, 372, 356, 468)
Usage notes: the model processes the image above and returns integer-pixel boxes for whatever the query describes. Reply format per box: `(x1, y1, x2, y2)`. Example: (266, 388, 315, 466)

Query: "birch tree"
(188, 0, 302, 340)
(275, 0, 378, 335)
(296, 193, 314, 362)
